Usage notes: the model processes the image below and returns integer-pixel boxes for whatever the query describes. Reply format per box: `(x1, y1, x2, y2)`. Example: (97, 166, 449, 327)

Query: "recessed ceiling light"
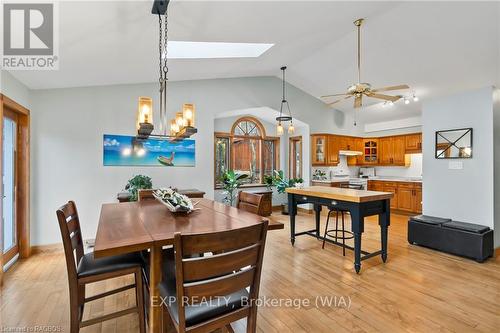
(165, 41, 274, 59)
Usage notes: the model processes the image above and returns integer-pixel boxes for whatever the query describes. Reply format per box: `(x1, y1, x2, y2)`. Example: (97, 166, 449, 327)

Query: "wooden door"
(311, 135, 327, 165)
(327, 135, 339, 165)
(289, 136, 302, 179)
(383, 183, 398, 209)
(392, 136, 407, 165)
(379, 137, 393, 165)
(414, 186, 422, 213)
(397, 183, 414, 212)
(405, 133, 422, 152)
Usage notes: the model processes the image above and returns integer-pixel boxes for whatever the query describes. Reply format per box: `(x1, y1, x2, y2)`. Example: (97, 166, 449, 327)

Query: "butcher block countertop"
(286, 186, 393, 203)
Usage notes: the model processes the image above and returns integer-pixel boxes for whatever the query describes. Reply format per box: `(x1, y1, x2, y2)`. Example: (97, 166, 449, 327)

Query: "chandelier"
(136, 0, 197, 142)
(276, 66, 294, 136)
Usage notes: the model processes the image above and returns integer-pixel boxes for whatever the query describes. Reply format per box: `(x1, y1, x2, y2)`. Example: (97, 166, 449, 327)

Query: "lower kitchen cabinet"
(368, 180, 422, 214)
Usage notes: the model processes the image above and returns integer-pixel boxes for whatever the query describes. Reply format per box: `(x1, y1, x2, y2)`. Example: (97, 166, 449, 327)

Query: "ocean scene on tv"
(103, 134, 195, 167)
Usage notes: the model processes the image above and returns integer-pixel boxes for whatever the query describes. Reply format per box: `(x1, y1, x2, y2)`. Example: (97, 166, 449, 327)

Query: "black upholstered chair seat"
(442, 221, 490, 233)
(77, 252, 143, 278)
(158, 262, 249, 327)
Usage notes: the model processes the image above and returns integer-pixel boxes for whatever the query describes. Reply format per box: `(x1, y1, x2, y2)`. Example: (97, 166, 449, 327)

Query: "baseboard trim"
(495, 247, 500, 258)
(272, 205, 313, 214)
(31, 243, 63, 254)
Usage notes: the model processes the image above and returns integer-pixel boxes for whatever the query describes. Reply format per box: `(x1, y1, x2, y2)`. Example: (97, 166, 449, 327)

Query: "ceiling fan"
(321, 18, 409, 109)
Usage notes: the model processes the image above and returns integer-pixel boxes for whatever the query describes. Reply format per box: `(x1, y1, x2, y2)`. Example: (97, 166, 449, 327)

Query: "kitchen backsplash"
(312, 154, 423, 179)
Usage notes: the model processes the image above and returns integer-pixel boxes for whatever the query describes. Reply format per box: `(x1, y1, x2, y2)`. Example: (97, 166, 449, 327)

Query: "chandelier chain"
(158, 14, 163, 85)
(163, 9, 169, 77)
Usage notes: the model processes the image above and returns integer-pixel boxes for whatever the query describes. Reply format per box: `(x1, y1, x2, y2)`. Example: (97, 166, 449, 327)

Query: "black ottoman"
(408, 215, 494, 262)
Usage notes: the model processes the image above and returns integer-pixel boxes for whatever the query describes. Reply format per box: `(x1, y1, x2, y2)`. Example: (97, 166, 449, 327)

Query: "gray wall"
(28, 76, 356, 245)
(422, 87, 495, 242)
(493, 88, 500, 247)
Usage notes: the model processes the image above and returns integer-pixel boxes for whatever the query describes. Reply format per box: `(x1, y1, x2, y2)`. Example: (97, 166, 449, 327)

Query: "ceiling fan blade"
(326, 95, 352, 106)
(321, 92, 350, 98)
(365, 92, 401, 102)
(354, 95, 362, 108)
(371, 84, 410, 92)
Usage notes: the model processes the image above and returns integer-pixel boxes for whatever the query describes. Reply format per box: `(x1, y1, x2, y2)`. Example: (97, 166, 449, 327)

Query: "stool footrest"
(325, 229, 354, 240)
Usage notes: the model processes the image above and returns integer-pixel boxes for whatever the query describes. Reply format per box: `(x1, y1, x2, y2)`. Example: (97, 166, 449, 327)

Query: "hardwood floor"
(1, 212, 499, 332)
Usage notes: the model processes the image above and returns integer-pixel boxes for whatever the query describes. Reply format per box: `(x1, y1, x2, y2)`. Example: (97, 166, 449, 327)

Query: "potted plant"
(125, 175, 153, 201)
(219, 170, 248, 206)
(271, 170, 304, 214)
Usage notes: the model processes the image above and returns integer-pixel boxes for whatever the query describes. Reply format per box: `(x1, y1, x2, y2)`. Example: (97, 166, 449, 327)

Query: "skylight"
(166, 41, 274, 59)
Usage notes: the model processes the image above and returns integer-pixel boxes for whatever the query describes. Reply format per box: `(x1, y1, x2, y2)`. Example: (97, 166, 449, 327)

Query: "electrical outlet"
(448, 161, 463, 170)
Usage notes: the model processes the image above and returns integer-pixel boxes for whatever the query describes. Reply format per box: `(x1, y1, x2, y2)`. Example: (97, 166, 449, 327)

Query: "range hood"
(339, 150, 363, 156)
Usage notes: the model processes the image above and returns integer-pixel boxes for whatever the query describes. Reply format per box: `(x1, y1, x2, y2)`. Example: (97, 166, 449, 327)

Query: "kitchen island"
(286, 186, 393, 273)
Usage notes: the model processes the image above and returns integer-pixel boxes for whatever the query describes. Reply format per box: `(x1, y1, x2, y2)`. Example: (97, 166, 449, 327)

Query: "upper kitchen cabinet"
(379, 136, 410, 166)
(363, 139, 378, 164)
(327, 135, 340, 165)
(405, 133, 422, 153)
(311, 135, 328, 165)
(347, 137, 364, 166)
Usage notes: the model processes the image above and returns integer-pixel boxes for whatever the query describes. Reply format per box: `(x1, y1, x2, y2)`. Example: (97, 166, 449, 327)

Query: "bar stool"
(322, 184, 363, 255)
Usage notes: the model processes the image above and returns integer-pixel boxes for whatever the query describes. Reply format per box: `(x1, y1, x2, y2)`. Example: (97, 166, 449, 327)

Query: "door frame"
(0, 94, 30, 285)
(289, 136, 303, 179)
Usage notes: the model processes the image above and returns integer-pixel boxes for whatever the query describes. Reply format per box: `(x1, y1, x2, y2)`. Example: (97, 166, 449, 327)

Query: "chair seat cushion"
(157, 254, 249, 327)
(410, 215, 451, 225)
(77, 252, 143, 278)
(443, 221, 490, 234)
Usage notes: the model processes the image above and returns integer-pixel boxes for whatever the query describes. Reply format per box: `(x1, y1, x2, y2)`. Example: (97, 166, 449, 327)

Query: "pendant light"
(276, 66, 294, 136)
(135, 0, 197, 141)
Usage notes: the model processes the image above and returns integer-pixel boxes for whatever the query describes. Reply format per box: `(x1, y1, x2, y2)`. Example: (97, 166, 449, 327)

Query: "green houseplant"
(220, 170, 248, 206)
(270, 170, 304, 214)
(125, 175, 153, 201)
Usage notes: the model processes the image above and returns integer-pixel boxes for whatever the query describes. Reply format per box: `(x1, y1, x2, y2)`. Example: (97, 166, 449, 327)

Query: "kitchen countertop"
(311, 179, 350, 183)
(367, 176, 422, 183)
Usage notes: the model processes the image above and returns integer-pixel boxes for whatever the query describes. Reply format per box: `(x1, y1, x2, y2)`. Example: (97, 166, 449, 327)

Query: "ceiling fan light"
(388, 101, 394, 106)
(404, 98, 410, 105)
(413, 95, 419, 102)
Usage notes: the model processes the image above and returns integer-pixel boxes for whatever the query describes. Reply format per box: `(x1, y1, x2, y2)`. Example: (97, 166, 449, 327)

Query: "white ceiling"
(8, 1, 500, 124)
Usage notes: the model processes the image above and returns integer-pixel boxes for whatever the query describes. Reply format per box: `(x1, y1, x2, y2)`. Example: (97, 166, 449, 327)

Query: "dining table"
(94, 198, 284, 333)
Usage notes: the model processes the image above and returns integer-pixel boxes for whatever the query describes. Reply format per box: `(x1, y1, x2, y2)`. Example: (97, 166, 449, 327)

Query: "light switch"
(448, 161, 463, 170)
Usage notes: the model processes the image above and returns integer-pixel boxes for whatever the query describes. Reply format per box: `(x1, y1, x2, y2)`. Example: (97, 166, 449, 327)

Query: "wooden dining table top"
(286, 186, 393, 203)
(94, 198, 284, 258)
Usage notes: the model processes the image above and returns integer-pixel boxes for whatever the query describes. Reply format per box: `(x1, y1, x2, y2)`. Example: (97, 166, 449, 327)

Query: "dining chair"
(158, 221, 269, 333)
(56, 201, 146, 333)
(237, 191, 265, 216)
(138, 189, 155, 201)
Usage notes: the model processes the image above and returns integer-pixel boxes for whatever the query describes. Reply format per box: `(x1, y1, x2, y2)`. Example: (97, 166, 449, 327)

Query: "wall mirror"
(435, 128, 472, 159)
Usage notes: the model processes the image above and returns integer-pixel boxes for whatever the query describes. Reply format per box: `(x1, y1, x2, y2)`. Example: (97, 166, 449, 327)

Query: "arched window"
(215, 117, 279, 187)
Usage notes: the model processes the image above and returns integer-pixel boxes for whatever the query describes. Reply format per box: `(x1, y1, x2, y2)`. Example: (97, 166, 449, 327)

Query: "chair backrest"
(173, 221, 268, 331)
(138, 189, 155, 201)
(237, 191, 264, 215)
(56, 201, 84, 285)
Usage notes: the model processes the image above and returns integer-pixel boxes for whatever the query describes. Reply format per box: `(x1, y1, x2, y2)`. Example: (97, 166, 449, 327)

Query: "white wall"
(422, 87, 495, 239)
(30, 76, 356, 245)
(0, 71, 31, 108)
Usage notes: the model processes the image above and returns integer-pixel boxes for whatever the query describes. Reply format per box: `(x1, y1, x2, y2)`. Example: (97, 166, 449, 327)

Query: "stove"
(348, 177, 368, 190)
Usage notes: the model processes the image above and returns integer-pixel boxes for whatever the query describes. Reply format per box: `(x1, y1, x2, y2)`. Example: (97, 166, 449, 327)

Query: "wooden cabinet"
(311, 135, 327, 165)
(327, 135, 340, 165)
(347, 137, 364, 166)
(383, 182, 398, 210)
(311, 133, 420, 167)
(397, 183, 414, 212)
(379, 136, 409, 166)
(405, 133, 422, 153)
(363, 139, 378, 164)
(414, 183, 422, 214)
(367, 180, 422, 214)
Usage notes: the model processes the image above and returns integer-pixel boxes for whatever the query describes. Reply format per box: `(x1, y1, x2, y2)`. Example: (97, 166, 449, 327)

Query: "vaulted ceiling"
(8, 1, 500, 124)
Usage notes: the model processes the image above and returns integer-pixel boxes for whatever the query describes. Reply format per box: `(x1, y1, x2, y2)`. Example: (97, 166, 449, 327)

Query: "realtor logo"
(2, 2, 59, 70)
